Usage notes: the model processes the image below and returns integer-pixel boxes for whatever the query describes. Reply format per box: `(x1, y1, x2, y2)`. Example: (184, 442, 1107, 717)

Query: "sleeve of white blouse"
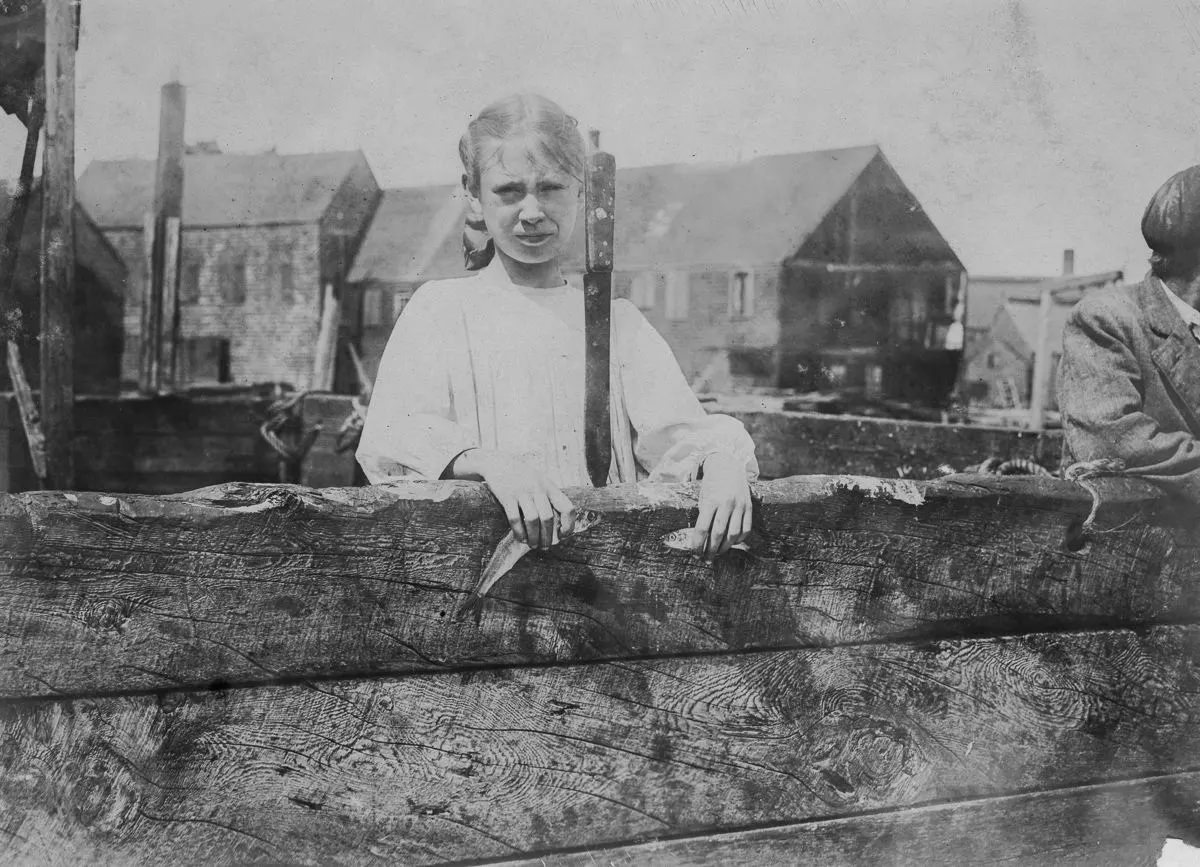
(616, 301, 760, 483)
(355, 286, 479, 484)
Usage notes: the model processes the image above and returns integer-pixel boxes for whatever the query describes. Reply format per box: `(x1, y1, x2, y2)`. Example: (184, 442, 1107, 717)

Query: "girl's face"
(470, 135, 582, 271)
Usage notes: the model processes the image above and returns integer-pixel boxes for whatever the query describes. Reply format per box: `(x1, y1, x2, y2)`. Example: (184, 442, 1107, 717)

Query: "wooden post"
(39, 0, 76, 489)
(311, 283, 338, 390)
(1027, 287, 1054, 431)
(140, 81, 186, 393)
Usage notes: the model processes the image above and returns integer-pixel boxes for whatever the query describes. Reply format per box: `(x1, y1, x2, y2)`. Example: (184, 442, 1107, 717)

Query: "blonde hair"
(459, 93, 586, 197)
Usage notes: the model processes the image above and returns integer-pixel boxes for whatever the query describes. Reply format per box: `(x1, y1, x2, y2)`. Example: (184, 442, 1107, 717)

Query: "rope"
(334, 394, 368, 454)
(1061, 457, 1128, 535)
(260, 389, 321, 465)
(965, 455, 1130, 540)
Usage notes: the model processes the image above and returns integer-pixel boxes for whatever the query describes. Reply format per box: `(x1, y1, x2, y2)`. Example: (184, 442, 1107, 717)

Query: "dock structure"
(1, 472, 1197, 863)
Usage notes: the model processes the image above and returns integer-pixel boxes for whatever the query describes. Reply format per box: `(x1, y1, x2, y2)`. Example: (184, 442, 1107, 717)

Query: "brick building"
(77, 148, 380, 389)
(348, 146, 966, 404)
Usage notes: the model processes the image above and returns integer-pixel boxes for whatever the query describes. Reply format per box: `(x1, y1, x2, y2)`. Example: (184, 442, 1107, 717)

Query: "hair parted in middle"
(459, 93, 588, 271)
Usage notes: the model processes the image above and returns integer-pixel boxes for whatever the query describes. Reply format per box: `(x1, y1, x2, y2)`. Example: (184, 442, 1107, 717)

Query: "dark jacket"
(1057, 275, 1200, 502)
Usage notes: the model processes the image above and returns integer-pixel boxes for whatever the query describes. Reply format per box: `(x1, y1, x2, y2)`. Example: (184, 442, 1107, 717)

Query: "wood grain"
(2, 627, 1198, 865)
(498, 772, 1200, 867)
(1, 474, 1195, 697)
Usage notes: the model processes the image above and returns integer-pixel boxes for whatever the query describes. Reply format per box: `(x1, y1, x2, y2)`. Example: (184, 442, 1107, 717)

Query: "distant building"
(962, 270, 1123, 409)
(963, 275, 1047, 360)
(0, 181, 127, 394)
(77, 149, 380, 390)
(348, 145, 967, 404)
(344, 184, 464, 384)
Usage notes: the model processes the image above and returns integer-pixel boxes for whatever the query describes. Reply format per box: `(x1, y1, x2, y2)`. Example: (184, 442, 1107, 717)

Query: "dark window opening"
(181, 260, 202, 304)
(182, 336, 232, 384)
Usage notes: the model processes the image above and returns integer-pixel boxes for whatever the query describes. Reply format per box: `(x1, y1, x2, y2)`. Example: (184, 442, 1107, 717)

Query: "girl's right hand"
(452, 449, 576, 549)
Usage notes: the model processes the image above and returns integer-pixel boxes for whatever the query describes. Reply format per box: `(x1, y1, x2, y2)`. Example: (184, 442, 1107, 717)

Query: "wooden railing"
(1, 473, 1197, 864)
(0, 391, 1065, 493)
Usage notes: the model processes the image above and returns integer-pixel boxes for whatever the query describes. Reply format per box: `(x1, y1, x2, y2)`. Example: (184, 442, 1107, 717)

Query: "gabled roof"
(565, 145, 883, 270)
(77, 150, 370, 229)
(347, 184, 466, 284)
(349, 144, 886, 284)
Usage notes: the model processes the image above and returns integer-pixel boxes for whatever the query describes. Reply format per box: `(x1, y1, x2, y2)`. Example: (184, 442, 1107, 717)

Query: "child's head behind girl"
(459, 93, 587, 287)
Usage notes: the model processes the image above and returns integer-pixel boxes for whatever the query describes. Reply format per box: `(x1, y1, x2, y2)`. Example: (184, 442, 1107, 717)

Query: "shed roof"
(349, 145, 888, 285)
(77, 150, 369, 229)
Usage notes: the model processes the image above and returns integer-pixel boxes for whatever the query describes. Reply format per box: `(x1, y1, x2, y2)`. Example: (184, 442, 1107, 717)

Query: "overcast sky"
(3, 0, 1199, 278)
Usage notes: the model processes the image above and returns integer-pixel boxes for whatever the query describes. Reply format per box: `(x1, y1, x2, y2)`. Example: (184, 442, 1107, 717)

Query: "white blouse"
(356, 257, 759, 488)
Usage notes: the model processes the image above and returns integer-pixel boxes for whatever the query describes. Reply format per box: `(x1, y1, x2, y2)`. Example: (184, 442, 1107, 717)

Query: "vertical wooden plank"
(1027, 287, 1054, 430)
(152, 81, 185, 391)
(160, 216, 181, 384)
(39, 0, 76, 489)
(139, 81, 186, 394)
(138, 211, 158, 391)
(311, 282, 338, 390)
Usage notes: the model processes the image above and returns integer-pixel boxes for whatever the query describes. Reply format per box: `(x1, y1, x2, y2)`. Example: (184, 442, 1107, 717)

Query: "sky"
(3, 0, 1200, 278)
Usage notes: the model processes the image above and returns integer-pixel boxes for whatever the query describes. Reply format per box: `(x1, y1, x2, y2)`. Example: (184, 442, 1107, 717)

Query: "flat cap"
(1142, 164, 1200, 255)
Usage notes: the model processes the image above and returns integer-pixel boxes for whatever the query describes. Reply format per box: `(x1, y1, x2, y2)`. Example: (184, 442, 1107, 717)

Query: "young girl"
(357, 93, 758, 559)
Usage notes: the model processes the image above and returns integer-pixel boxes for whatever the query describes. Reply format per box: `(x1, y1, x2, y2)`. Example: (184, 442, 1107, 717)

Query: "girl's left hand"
(691, 452, 753, 561)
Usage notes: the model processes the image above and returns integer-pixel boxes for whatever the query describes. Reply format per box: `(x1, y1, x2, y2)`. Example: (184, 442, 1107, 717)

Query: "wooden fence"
(0, 391, 1064, 493)
(1, 473, 1197, 864)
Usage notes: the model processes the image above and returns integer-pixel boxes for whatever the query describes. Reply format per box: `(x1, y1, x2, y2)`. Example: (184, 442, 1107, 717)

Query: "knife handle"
(585, 144, 615, 273)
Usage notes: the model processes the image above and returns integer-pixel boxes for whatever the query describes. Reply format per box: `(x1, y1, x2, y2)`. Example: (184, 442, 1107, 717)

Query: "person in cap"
(1057, 165, 1200, 502)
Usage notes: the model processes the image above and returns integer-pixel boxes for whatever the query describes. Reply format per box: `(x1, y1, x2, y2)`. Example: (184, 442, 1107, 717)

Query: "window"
(180, 257, 202, 305)
(181, 337, 231, 384)
(270, 244, 294, 299)
(986, 353, 996, 369)
(665, 271, 689, 321)
(217, 250, 247, 304)
(729, 270, 755, 318)
(630, 272, 656, 310)
(362, 287, 385, 328)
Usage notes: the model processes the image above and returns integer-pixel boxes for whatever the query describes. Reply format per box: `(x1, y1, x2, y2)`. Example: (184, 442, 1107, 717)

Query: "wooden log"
(497, 772, 1200, 866)
(13, 391, 1069, 492)
(39, 0, 76, 490)
(729, 409, 1063, 479)
(0, 475, 1195, 697)
(1, 626, 1198, 864)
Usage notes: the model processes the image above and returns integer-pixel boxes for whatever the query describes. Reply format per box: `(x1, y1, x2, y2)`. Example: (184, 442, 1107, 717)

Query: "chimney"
(589, 129, 601, 149)
(1062, 249, 1075, 277)
(153, 81, 186, 220)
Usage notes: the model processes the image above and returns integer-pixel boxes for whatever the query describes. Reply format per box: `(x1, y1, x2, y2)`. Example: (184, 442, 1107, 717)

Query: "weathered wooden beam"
(38, 0, 75, 489)
(139, 81, 185, 394)
(0, 70, 46, 485)
(728, 408, 1062, 478)
(498, 772, 1200, 866)
(1, 626, 1197, 864)
(0, 475, 1195, 697)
